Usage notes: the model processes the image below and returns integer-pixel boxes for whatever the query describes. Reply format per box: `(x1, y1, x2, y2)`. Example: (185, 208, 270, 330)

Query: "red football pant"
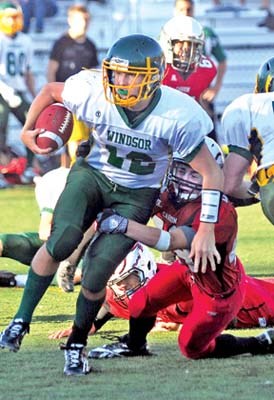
(129, 260, 246, 359)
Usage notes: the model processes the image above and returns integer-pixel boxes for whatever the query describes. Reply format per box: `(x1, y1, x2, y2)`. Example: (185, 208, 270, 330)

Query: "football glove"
(76, 140, 91, 158)
(96, 208, 128, 234)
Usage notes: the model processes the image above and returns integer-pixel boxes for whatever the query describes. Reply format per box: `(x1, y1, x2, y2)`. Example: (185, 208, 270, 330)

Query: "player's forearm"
(214, 61, 227, 92)
(227, 180, 254, 199)
(126, 221, 188, 251)
(126, 220, 162, 247)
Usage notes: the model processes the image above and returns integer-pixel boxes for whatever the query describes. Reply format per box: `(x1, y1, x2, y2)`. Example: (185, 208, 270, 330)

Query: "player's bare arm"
(223, 152, 253, 198)
(187, 143, 223, 272)
(21, 82, 64, 154)
(97, 209, 219, 275)
(96, 210, 188, 255)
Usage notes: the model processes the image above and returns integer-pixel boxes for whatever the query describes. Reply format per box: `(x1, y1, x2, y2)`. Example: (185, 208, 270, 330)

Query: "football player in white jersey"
(221, 58, 274, 223)
(0, 33, 224, 376)
(0, 1, 36, 183)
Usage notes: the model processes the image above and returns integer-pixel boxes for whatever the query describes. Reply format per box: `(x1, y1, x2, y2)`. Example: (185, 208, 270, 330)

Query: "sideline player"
(0, 1, 36, 186)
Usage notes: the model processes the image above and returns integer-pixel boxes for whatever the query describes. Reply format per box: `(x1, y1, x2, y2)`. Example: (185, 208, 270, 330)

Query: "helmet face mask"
(168, 161, 202, 205)
(254, 57, 274, 93)
(0, 2, 23, 36)
(107, 243, 157, 308)
(167, 137, 224, 206)
(107, 267, 146, 308)
(102, 34, 165, 107)
(172, 39, 203, 73)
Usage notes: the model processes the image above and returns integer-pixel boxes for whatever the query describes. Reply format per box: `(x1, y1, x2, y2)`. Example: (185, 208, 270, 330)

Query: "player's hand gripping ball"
(35, 103, 74, 151)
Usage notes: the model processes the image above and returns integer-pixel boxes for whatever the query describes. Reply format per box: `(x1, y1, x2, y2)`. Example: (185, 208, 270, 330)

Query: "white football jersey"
(221, 92, 274, 170)
(62, 70, 213, 189)
(0, 31, 33, 92)
(34, 167, 70, 213)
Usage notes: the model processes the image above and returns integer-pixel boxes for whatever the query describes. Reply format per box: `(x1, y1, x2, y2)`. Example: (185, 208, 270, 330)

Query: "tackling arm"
(97, 209, 188, 255)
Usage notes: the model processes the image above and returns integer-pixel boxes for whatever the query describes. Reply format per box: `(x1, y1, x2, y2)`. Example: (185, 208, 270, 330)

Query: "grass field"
(1, 186, 274, 400)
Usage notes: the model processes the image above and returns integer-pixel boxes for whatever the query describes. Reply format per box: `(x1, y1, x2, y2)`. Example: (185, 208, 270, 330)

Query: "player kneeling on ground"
(94, 138, 274, 359)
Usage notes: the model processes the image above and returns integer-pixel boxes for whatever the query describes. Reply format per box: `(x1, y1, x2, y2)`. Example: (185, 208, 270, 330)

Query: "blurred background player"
(47, 3, 98, 167)
(159, 15, 217, 140)
(174, 0, 227, 141)
(0, 0, 36, 187)
(19, 0, 58, 34)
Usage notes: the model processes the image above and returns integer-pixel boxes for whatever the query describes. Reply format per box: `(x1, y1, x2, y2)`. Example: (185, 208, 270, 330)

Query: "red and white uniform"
(156, 274, 274, 330)
(128, 191, 247, 359)
(230, 276, 274, 328)
(162, 56, 217, 102)
(104, 267, 274, 331)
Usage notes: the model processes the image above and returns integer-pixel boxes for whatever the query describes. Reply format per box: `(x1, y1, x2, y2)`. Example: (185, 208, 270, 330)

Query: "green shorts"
(0, 232, 42, 265)
(47, 159, 159, 292)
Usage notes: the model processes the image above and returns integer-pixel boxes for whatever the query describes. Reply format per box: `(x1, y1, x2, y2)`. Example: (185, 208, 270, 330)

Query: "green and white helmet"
(102, 34, 166, 107)
(255, 57, 274, 93)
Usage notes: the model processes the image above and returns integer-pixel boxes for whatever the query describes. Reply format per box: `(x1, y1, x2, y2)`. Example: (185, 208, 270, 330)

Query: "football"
(35, 103, 74, 151)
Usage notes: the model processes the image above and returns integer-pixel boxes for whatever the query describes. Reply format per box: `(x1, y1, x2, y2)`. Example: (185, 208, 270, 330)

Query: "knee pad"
(81, 256, 110, 293)
(47, 225, 83, 262)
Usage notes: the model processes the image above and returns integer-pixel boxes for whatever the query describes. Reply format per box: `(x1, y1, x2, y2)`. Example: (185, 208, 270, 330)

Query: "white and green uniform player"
(222, 92, 274, 224)
(63, 69, 211, 189)
(50, 67, 213, 287)
(0, 2, 34, 150)
(0, 34, 225, 376)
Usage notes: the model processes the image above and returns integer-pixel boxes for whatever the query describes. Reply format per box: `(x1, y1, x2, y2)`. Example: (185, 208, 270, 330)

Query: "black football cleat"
(88, 335, 152, 359)
(255, 329, 274, 354)
(61, 343, 91, 376)
(0, 318, 29, 352)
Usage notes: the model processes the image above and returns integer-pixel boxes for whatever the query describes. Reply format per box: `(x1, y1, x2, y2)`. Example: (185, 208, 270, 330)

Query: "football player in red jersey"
(159, 15, 217, 109)
(95, 137, 274, 359)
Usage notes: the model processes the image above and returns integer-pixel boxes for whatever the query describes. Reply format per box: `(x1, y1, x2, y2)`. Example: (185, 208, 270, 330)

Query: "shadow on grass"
(32, 314, 74, 323)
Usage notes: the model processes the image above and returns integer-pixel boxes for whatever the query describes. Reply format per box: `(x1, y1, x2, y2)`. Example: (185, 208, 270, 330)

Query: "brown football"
(35, 103, 74, 151)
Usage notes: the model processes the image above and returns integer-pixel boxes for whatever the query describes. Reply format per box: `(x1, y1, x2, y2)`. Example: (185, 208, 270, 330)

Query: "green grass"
(1, 187, 274, 400)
